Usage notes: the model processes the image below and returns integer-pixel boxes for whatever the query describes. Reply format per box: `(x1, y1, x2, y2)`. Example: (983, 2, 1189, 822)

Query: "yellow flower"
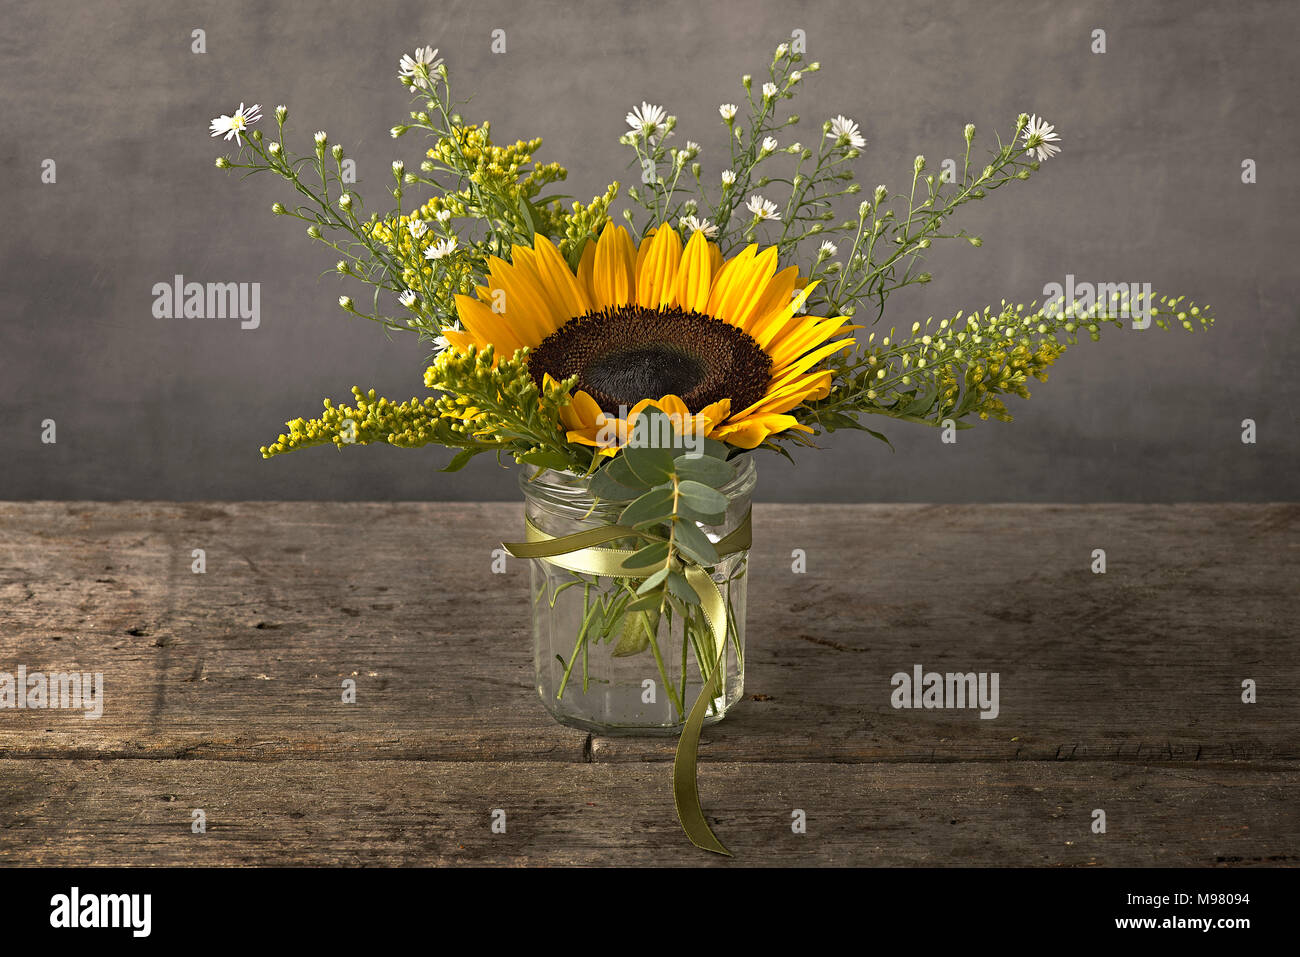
(445, 223, 855, 450)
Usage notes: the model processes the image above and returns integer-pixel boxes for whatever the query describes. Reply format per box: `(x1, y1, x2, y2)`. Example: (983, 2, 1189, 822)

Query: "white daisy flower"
(337, 192, 353, 211)
(432, 320, 462, 353)
(1021, 114, 1061, 161)
(435, 209, 452, 223)
(685, 140, 701, 156)
(745, 194, 780, 221)
(626, 102, 668, 137)
(762, 82, 778, 99)
(679, 215, 718, 238)
(423, 237, 458, 261)
(399, 46, 443, 88)
(828, 115, 866, 150)
(719, 103, 738, 121)
(408, 219, 428, 239)
(775, 42, 790, 58)
(314, 130, 328, 146)
(820, 240, 839, 257)
(209, 102, 261, 141)
(399, 290, 418, 308)
(761, 136, 778, 154)
(721, 169, 736, 186)
(790, 70, 802, 83)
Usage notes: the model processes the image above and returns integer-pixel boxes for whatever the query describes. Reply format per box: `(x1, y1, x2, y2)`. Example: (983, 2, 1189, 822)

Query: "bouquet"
(213, 40, 1213, 855)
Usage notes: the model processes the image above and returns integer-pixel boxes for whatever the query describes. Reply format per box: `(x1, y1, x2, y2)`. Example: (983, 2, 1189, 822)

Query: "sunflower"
(443, 223, 855, 451)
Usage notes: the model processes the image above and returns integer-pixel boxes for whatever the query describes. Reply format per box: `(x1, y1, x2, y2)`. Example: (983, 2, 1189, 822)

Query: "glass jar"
(520, 457, 755, 735)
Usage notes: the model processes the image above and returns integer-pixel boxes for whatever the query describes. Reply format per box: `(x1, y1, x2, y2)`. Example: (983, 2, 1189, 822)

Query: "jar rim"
(520, 452, 757, 512)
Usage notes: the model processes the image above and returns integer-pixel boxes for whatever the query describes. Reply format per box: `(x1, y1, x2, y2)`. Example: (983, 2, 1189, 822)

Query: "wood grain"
(1, 759, 1294, 867)
(0, 502, 1295, 864)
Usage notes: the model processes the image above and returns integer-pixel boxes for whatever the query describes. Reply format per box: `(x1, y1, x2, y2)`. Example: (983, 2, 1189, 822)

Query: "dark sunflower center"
(527, 304, 772, 414)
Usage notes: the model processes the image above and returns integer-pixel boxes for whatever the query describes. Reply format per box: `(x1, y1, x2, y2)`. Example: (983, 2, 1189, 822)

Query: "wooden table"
(1, 502, 1295, 866)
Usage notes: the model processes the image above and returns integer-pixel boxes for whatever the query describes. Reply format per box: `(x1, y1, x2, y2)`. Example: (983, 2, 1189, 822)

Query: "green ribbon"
(505, 510, 752, 857)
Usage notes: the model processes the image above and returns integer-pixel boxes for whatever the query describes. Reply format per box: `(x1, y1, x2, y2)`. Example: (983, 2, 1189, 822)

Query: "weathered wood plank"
(0, 759, 1294, 867)
(0, 503, 1295, 763)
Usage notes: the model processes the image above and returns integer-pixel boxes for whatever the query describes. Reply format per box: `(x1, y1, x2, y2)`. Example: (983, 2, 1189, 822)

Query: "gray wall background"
(2, 0, 1296, 502)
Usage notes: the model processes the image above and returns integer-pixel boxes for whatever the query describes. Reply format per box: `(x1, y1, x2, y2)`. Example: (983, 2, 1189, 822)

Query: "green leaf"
(672, 519, 720, 566)
(517, 196, 535, 234)
(606, 453, 651, 489)
(611, 609, 658, 657)
(694, 438, 731, 460)
(588, 468, 640, 502)
(622, 541, 670, 569)
(519, 449, 572, 471)
(665, 570, 700, 606)
(622, 443, 675, 486)
(676, 480, 729, 523)
(624, 591, 662, 613)
(903, 386, 938, 416)
(636, 567, 670, 595)
(620, 486, 675, 527)
(674, 454, 734, 489)
(864, 428, 894, 450)
(565, 234, 591, 273)
(818, 411, 868, 432)
(439, 448, 480, 472)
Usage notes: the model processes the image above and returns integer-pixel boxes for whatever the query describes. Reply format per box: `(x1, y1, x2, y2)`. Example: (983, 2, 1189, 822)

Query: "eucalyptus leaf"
(588, 468, 640, 502)
(674, 454, 734, 489)
(665, 570, 700, 605)
(622, 540, 670, 569)
(672, 518, 720, 566)
(606, 452, 651, 489)
(676, 480, 729, 522)
(635, 567, 670, 595)
(624, 591, 662, 612)
(623, 443, 675, 486)
(700, 438, 731, 460)
(620, 486, 675, 527)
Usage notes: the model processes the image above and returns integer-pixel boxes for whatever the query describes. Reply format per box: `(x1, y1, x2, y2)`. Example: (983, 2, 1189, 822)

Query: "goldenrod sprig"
(798, 291, 1215, 440)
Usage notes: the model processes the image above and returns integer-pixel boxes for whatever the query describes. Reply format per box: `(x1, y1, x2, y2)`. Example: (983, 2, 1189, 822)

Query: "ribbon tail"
(673, 662, 730, 856)
(672, 565, 733, 857)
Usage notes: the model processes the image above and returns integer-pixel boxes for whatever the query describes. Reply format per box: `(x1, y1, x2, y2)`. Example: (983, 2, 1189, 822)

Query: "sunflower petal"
(704, 244, 757, 322)
(532, 233, 591, 319)
(592, 222, 635, 308)
(675, 229, 714, 312)
(724, 245, 780, 330)
(636, 225, 683, 308)
(455, 294, 524, 354)
(712, 413, 812, 449)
